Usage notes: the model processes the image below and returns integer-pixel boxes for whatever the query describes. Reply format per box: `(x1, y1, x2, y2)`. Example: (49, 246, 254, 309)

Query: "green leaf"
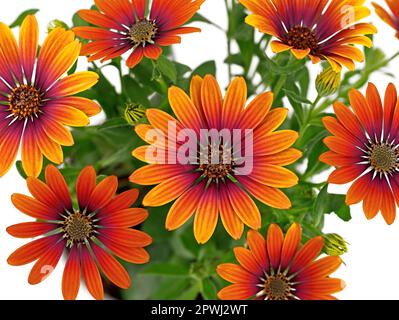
(157, 56, 177, 83)
(335, 204, 351, 221)
(10, 9, 39, 28)
(142, 263, 190, 276)
(312, 185, 352, 226)
(97, 118, 129, 131)
(201, 278, 218, 300)
(284, 89, 312, 105)
(72, 11, 90, 27)
(192, 61, 216, 77)
(191, 13, 223, 30)
(15, 161, 27, 179)
(260, 53, 306, 75)
(86, 68, 121, 117)
(224, 54, 245, 68)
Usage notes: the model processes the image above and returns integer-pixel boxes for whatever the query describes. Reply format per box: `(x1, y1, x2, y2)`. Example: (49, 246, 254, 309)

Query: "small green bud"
(323, 233, 348, 256)
(316, 67, 341, 97)
(47, 20, 69, 33)
(124, 103, 146, 126)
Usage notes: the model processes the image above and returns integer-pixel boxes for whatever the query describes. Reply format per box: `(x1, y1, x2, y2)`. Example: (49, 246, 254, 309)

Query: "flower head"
(74, 0, 205, 68)
(130, 75, 301, 244)
(240, 0, 377, 71)
(124, 103, 146, 125)
(7, 165, 152, 300)
(323, 233, 348, 256)
(373, 1, 399, 38)
(316, 67, 341, 97)
(320, 83, 399, 224)
(217, 223, 345, 300)
(0, 15, 100, 178)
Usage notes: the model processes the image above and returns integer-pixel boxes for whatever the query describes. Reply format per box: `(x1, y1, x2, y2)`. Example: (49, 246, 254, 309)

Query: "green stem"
(314, 50, 399, 115)
(225, 0, 232, 81)
(298, 94, 322, 144)
(270, 54, 297, 98)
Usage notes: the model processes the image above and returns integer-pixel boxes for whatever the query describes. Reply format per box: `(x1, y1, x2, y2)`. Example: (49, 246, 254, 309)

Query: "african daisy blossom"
(74, 0, 205, 68)
(0, 15, 100, 178)
(217, 223, 345, 300)
(373, 0, 399, 38)
(320, 83, 399, 224)
(7, 165, 152, 300)
(130, 75, 301, 244)
(240, 0, 377, 71)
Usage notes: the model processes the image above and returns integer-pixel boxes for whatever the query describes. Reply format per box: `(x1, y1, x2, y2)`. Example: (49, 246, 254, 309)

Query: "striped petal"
(45, 165, 72, 211)
(226, 182, 261, 230)
(166, 183, 203, 231)
(247, 230, 269, 271)
(6, 222, 55, 238)
(143, 173, 197, 207)
(28, 240, 65, 285)
(91, 243, 130, 289)
(19, 15, 39, 83)
(290, 237, 324, 274)
(266, 224, 284, 270)
(76, 166, 97, 210)
(222, 77, 247, 128)
(87, 176, 118, 212)
(201, 75, 222, 129)
(193, 184, 219, 244)
(81, 246, 104, 300)
(280, 223, 302, 271)
(219, 185, 244, 240)
(62, 246, 80, 300)
(7, 235, 60, 266)
(216, 263, 258, 284)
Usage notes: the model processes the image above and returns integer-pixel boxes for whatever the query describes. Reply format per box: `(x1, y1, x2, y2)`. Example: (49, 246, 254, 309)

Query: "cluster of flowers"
(1, 0, 399, 300)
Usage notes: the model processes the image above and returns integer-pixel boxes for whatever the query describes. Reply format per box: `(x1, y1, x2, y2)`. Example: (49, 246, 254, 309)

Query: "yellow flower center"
(63, 212, 94, 246)
(8, 85, 42, 120)
(369, 143, 398, 173)
(128, 19, 158, 45)
(199, 144, 234, 180)
(287, 26, 319, 52)
(262, 273, 292, 300)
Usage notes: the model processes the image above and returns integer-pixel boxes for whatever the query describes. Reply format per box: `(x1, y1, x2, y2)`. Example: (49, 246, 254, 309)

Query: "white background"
(0, 0, 398, 300)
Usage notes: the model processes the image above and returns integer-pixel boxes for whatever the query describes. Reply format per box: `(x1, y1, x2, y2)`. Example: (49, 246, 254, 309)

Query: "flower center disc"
(8, 85, 42, 120)
(63, 212, 93, 245)
(264, 274, 291, 300)
(287, 26, 318, 52)
(200, 163, 233, 179)
(128, 19, 158, 45)
(369, 143, 398, 173)
(199, 144, 234, 179)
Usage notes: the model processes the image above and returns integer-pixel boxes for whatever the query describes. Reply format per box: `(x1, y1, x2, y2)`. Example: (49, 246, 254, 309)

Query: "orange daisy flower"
(130, 75, 301, 244)
(74, 0, 204, 68)
(320, 83, 399, 224)
(0, 15, 100, 178)
(373, 0, 399, 38)
(240, 0, 377, 71)
(217, 223, 345, 300)
(7, 165, 152, 300)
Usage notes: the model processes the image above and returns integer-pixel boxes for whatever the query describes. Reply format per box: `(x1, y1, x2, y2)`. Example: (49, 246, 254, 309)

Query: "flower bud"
(316, 67, 341, 97)
(323, 233, 348, 256)
(47, 20, 69, 33)
(124, 103, 146, 126)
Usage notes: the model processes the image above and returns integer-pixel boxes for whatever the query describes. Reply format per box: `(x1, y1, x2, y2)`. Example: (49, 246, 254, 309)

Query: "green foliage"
(9, 9, 39, 28)
(11, 2, 399, 301)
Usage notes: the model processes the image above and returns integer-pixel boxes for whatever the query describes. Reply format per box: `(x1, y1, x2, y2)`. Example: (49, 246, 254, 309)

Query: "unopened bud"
(47, 20, 69, 33)
(124, 103, 146, 126)
(323, 233, 348, 256)
(316, 67, 341, 97)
